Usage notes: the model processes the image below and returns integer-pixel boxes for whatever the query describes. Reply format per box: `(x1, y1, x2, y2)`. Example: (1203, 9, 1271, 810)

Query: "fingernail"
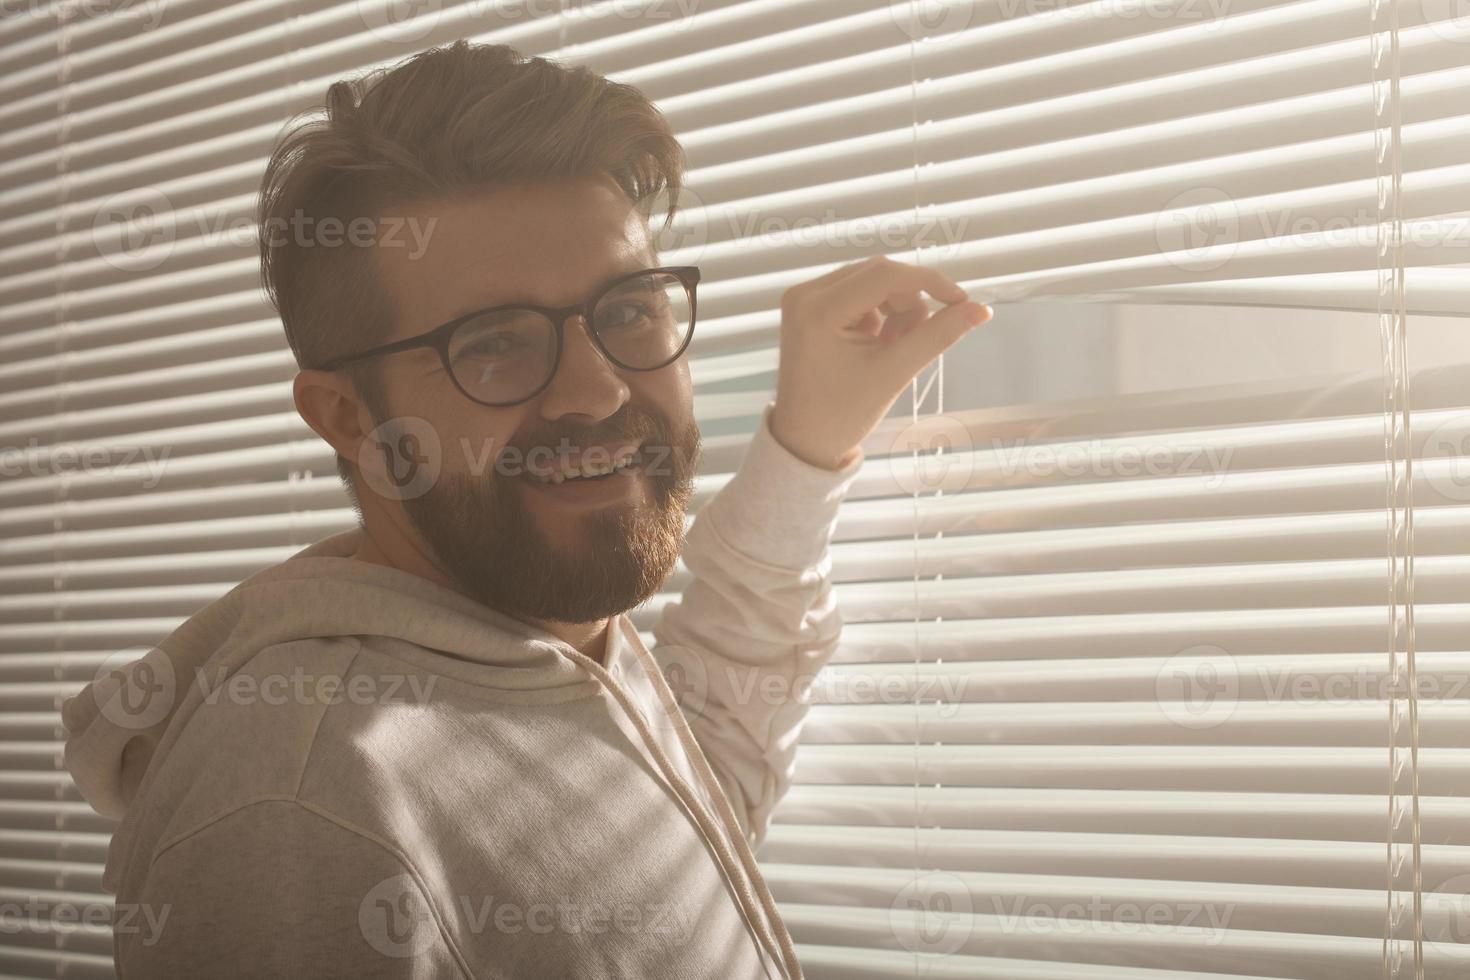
(963, 302, 988, 324)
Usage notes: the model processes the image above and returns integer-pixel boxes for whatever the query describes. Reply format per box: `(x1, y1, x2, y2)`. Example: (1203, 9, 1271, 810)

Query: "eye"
(596, 301, 645, 330)
(596, 295, 669, 332)
(452, 312, 549, 361)
(462, 331, 524, 357)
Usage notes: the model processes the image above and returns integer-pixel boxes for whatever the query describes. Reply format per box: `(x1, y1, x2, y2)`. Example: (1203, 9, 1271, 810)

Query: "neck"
(350, 523, 612, 666)
(531, 616, 611, 666)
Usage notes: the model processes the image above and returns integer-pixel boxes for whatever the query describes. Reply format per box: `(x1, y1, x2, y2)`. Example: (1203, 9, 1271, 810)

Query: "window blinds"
(734, 355, 1470, 979)
(1, 0, 1466, 977)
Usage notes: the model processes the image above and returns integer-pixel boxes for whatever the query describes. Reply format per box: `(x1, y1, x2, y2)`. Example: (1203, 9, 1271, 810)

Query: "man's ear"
(297, 372, 445, 509)
(293, 369, 371, 462)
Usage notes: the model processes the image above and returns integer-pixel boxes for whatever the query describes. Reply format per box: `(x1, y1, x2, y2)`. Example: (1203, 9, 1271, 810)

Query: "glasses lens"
(448, 310, 557, 405)
(591, 271, 693, 369)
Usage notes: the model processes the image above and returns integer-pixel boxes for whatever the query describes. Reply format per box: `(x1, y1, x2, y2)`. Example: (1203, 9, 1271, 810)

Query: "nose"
(535, 314, 630, 422)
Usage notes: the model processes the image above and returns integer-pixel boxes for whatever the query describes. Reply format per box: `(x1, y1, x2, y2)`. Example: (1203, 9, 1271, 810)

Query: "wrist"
(768, 407, 857, 472)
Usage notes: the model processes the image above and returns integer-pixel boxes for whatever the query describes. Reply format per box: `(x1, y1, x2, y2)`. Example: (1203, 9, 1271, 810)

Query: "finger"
(817, 258, 967, 329)
(836, 256, 966, 302)
(782, 259, 881, 326)
(851, 286, 926, 335)
(879, 290, 925, 316)
(870, 290, 925, 337)
(887, 301, 991, 379)
(791, 257, 878, 297)
(828, 256, 963, 300)
(853, 309, 883, 338)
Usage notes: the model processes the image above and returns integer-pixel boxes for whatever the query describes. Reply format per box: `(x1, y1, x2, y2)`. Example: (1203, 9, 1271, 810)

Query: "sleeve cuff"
(699, 400, 865, 571)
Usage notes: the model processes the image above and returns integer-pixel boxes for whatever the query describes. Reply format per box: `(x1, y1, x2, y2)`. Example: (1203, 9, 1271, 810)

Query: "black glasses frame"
(314, 265, 701, 408)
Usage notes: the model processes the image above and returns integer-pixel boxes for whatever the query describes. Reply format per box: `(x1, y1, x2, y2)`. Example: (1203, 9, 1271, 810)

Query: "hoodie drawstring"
(629, 640, 807, 980)
(558, 645, 803, 980)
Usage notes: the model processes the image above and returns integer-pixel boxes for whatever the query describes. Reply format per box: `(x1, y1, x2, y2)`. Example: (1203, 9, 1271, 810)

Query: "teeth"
(531, 452, 639, 485)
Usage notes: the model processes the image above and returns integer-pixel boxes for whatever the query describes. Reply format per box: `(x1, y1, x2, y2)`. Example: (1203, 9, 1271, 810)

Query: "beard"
(392, 401, 700, 625)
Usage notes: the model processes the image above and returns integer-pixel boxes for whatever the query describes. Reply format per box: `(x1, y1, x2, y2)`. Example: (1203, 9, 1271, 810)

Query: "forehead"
(374, 175, 657, 332)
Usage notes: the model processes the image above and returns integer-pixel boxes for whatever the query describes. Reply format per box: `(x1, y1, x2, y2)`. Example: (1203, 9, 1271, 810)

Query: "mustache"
(483, 403, 701, 489)
(508, 403, 663, 458)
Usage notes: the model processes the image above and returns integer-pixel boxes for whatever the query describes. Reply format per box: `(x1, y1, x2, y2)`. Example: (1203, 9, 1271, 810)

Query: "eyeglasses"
(314, 265, 700, 408)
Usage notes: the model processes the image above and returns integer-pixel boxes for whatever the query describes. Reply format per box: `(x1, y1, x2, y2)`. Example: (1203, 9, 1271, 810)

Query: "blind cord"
(1371, 0, 1425, 975)
(905, 3, 925, 975)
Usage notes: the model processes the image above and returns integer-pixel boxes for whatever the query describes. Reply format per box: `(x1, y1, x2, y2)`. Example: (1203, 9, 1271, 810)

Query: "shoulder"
(125, 797, 469, 980)
(135, 636, 431, 858)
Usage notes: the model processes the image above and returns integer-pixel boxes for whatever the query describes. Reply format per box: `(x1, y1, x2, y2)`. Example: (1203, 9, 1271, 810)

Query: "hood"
(61, 525, 595, 824)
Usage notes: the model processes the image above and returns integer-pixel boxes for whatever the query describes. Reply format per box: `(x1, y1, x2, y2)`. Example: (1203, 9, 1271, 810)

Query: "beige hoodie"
(61, 402, 863, 980)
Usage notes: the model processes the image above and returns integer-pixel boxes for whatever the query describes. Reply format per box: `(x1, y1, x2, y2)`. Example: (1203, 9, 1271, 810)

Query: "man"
(61, 40, 989, 979)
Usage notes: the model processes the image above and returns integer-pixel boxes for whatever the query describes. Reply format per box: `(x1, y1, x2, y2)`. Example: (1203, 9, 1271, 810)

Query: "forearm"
(651, 401, 863, 846)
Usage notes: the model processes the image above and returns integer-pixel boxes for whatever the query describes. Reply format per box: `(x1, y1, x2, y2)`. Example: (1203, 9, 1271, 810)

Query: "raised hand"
(768, 255, 992, 471)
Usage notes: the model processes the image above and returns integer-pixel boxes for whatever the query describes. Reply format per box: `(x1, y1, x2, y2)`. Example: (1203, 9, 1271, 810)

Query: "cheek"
(636, 362, 693, 422)
(432, 407, 527, 480)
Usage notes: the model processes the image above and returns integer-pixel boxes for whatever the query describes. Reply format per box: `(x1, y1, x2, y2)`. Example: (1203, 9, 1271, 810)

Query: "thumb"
(888, 301, 990, 378)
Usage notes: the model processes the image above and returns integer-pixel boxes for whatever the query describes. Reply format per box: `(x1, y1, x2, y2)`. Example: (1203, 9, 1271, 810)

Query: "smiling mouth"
(525, 449, 645, 485)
